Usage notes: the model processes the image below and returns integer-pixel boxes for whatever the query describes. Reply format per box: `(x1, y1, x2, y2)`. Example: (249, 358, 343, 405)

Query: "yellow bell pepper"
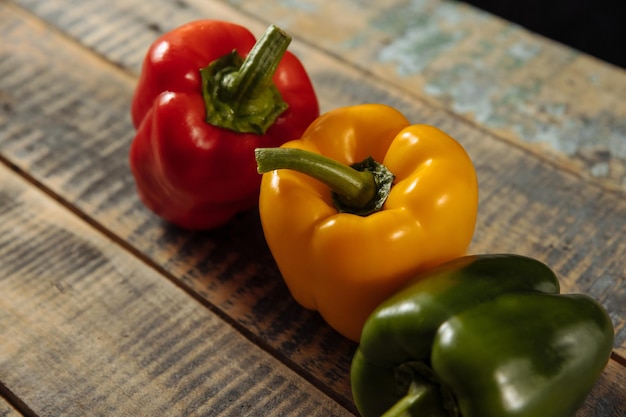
(255, 104, 478, 342)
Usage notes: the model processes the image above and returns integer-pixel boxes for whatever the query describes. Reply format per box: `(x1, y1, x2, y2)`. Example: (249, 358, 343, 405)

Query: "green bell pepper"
(351, 254, 614, 417)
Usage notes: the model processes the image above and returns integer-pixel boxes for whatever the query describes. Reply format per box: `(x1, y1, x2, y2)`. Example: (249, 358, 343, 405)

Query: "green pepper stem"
(382, 382, 449, 417)
(222, 25, 291, 104)
(255, 147, 394, 216)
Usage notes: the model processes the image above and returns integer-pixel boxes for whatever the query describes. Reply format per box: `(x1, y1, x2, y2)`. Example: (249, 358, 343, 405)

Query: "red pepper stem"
(255, 147, 394, 216)
(200, 25, 291, 134)
(223, 25, 291, 103)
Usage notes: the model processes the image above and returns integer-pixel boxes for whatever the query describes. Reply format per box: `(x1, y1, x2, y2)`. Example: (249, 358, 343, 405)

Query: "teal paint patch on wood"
(370, 0, 476, 75)
(378, 28, 464, 75)
(424, 59, 626, 189)
(507, 41, 541, 65)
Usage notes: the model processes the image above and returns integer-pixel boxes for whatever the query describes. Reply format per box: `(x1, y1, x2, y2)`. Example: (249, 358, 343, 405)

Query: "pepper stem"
(255, 147, 394, 216)
(200, 25, 291, 134)
(222, 25, 291, 104)
(381, 382, 449, 417)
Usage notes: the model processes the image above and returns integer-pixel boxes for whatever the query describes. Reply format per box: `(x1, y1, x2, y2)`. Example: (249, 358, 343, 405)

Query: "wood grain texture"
(0, 163, 353, 417)
(1, 0, 625, 415)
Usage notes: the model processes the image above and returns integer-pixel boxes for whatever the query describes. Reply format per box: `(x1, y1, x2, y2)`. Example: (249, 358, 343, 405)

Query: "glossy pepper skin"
(351, 254, 615, 417)
(130, 20, 319, 229)
(255, 104, 479, 341)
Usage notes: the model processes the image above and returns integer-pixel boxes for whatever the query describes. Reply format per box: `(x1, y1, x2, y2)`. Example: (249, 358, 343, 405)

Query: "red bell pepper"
(130, 20, 319, 229)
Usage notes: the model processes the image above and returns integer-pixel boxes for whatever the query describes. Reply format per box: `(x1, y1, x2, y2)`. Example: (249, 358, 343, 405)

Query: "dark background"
(461, 0, 626, 69)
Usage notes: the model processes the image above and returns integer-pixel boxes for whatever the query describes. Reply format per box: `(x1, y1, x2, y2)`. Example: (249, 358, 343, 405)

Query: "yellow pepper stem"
(255, 147, 394, 216)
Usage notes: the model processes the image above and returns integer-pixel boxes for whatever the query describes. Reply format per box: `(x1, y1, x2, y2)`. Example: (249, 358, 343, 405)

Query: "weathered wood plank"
(1, 0, 625, 414)
(17, 0, 626, 191)
(0, 163, 353, 416)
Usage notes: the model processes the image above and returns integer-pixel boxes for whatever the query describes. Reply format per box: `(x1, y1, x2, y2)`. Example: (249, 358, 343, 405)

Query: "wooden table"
(1, 0, 625, 415)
